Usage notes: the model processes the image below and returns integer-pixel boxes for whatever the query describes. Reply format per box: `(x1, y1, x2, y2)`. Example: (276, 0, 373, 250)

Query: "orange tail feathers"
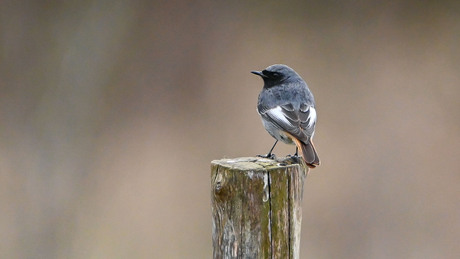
(291, 137, 320, 168)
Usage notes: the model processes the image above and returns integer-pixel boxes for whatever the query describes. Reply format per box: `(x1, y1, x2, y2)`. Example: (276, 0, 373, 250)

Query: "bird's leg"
(286, 146, 302, 163)
(267, 140, 278, 156)
(288, 146, 299, 157)
(257, 140, 278, 159)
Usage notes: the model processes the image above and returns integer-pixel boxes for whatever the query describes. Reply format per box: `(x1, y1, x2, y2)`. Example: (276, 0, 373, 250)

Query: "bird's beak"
(251, 70, 268, 78)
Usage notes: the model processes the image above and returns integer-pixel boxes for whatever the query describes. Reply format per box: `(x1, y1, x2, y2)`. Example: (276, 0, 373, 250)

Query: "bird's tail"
(284, 132, 320, 168)
(294, 138, 320, 168)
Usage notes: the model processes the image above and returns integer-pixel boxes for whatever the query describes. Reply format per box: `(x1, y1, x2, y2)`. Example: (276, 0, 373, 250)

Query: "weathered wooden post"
(211, 156, 308, 259)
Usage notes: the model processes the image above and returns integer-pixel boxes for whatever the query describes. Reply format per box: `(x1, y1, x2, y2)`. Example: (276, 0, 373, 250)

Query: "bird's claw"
(287, 154, 302, 163)
(257, 153, 276, 159)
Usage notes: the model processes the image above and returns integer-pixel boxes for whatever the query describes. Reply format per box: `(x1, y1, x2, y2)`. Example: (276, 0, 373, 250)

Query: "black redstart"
(252, 64, 320, 168)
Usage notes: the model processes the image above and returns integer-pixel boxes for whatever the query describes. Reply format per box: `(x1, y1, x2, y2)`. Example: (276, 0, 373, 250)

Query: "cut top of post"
(211, 156, 307, 172)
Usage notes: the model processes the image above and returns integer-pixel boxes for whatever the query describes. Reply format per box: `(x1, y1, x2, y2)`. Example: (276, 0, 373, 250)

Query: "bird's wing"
(260, 103, 316, 142)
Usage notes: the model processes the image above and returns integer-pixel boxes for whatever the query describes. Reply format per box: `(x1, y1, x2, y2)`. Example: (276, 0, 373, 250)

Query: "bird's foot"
(287, 147, 300, 161)
(287, 154, 302, 163)
(257, 153, 276, 160)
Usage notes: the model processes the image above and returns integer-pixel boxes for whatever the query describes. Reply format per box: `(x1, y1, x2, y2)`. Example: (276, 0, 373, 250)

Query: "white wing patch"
(308, 106, 317, 128)
(267, 106, 292, 126)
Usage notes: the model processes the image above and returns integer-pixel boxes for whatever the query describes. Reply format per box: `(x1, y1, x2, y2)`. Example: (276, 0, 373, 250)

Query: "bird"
(252, 64, 320, 168)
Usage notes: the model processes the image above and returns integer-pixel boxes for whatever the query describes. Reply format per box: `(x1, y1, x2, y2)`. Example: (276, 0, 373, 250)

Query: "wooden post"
(211, 157, 308, 259)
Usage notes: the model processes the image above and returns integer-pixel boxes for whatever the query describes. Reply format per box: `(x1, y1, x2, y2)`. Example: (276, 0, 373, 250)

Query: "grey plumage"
(252, 64, 320, 168)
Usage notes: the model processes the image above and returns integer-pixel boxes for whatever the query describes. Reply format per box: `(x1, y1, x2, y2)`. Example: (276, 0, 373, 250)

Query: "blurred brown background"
(1, 0, 459, 258)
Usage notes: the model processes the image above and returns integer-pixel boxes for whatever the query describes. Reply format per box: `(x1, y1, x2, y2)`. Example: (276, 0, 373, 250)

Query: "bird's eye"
(272, 72, 280, 77)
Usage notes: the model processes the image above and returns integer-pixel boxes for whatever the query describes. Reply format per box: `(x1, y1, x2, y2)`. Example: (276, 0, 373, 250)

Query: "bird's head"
(251, 64, 301, 87)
